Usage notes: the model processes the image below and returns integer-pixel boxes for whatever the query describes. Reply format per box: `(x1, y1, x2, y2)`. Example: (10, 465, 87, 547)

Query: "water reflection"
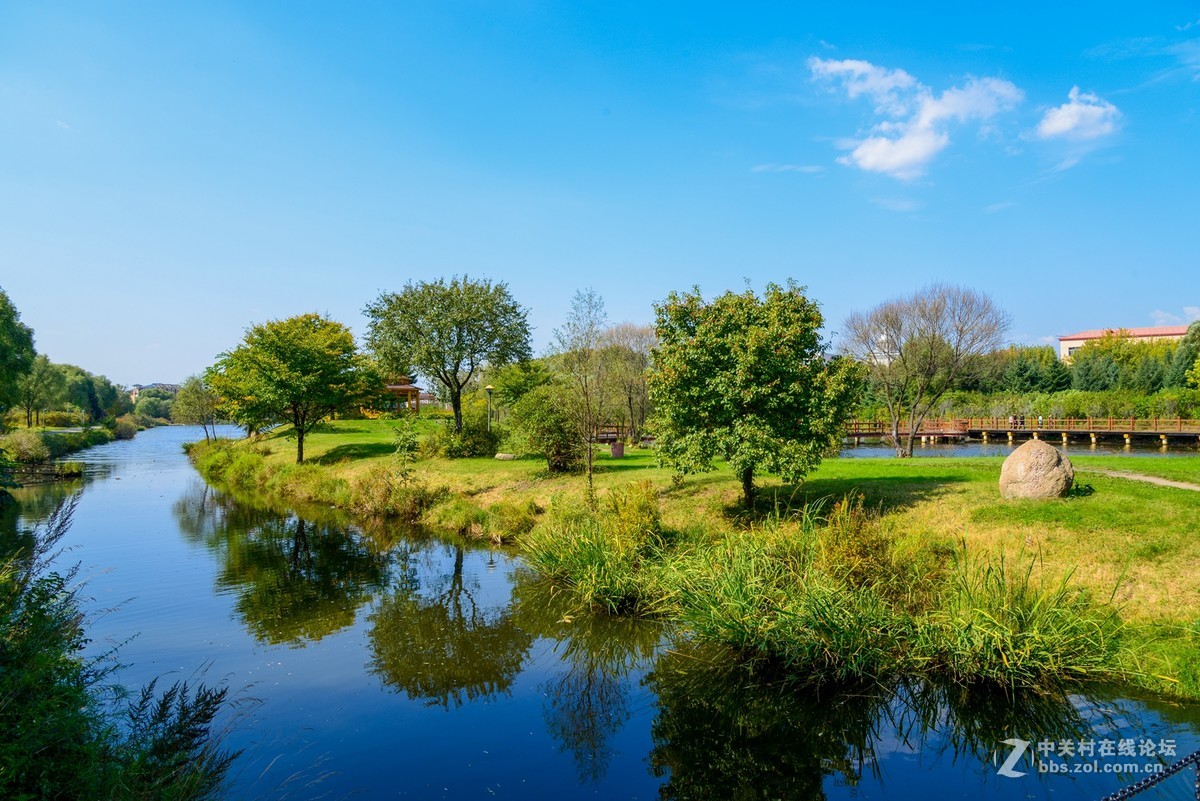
(645, 641, 1132, 800)
(174, 484, 390, 645)
(513, 577, 663, 782)
(368, 543, 532, 708)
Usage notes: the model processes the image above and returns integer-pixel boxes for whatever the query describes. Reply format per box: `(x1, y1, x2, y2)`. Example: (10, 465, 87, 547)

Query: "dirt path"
(1081, 468, 1200, 493)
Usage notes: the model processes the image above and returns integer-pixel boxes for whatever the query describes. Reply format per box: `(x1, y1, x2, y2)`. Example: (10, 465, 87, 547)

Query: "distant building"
(1057, 325, 1189, 361)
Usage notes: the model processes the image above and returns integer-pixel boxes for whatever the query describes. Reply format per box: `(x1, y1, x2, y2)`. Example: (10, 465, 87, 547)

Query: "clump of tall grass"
(520, 482, 672, 615)
(485, 499, 540, 543)
(424, 496, 489, 537)
(671, 526, 913, 682)
(916, 550, 1129, 692)
(0, 497, 240, 799)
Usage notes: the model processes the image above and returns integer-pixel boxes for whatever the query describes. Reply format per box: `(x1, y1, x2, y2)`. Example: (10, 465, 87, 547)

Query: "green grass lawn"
(233, 420, 1200, 627)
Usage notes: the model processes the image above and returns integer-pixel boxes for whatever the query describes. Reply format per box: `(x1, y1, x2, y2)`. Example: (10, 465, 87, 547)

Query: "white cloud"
(750, 163, 825, 174)
(1036, 87, 1121, 140)
(983, 201, 1016, 213)
(808, 57, 918, 116)
(810, 58, 1023, 179)
(1176, 18, 1200, 31)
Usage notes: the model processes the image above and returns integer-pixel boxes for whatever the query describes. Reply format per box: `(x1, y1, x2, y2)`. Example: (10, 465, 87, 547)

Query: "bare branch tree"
(600, 322, 656, 444)
(552, 289, 609, 504)
(842, 284, 1009, 457)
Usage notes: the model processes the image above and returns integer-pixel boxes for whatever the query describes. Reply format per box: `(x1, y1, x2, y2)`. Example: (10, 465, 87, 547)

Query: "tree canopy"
(208, 314, 375, 462)
(649, 281, 861, 509)
(172, 376, 219, 441)
(0, 288, 35, 421)
(364, 276, 531, 433)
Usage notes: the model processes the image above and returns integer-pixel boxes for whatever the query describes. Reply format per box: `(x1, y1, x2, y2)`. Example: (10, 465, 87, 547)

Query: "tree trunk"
(741, 467, 755, 510)
(296, 430, 305, 463)
(451, 389, 464, 433)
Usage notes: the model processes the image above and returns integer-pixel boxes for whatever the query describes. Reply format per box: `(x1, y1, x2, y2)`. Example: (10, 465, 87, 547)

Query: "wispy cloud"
(750, 163, 825, 174)
(1176, 18, 1200, 32)
(1150, 307, 1200, 326)
(1168, 39, 1200, 80)
(983, 201, 1016, 213)
(1036, 87, 1121, 140)
(809, 57, 1023, 180)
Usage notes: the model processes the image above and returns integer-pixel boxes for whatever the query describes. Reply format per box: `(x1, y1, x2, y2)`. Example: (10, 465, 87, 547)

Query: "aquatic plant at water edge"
(0, 497, 240, 799)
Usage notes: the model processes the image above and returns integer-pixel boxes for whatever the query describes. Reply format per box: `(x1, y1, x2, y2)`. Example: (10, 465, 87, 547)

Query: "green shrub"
(112, 415, 138, 440)
(41, 410, 83, 428)
(507, 383, 582, 472)
(347, 468, 444, 521)
(0, 429, 51, 462)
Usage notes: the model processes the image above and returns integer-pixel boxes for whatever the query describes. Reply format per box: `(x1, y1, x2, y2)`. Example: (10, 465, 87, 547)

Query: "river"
(6, 425, 1200, 800)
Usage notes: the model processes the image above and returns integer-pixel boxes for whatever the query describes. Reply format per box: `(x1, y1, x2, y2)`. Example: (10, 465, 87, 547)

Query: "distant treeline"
(858, 325, 1200, 420)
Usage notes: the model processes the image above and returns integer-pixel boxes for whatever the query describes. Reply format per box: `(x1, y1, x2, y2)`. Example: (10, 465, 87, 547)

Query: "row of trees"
(1, 287, 138, 433)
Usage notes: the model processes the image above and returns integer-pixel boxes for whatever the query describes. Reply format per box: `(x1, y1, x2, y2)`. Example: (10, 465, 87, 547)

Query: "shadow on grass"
(313, 442, 396, 464)
(729, 473, 971, 524)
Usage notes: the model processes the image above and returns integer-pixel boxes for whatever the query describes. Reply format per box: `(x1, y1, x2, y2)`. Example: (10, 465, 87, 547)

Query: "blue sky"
(2, 2, 1198, 385)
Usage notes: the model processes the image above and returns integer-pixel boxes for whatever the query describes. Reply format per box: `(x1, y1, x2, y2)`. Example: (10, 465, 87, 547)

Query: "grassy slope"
(251, 420, 1200, 627)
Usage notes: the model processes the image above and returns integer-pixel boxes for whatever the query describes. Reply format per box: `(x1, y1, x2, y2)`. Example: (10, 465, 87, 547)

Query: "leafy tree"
(364, 276, 532, 433)
(16, 355, 67, 428)
(842, 284, 1009, 457)
(0, 288, 35, 423)
(489, 359, 553, 410)
(1167, 321, 1200, 388)
(172, 376, 219, 441)
(651, 281, 862, 509)
(134, 389, 173, 421)
(210, 314, 375, 463)
(1071, 354, 1119, 391)
(551, 289, 610, 501)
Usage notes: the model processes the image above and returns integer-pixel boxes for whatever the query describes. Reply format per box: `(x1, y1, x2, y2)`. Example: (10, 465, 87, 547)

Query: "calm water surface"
(7, 426, 1200, 800)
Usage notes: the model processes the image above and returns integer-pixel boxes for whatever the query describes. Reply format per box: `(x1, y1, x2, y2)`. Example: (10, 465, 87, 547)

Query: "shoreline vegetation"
(187, 418, 1200, 701)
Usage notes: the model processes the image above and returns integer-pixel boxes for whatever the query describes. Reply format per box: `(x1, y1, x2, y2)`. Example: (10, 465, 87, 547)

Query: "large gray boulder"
(999, 440, 1074, 499)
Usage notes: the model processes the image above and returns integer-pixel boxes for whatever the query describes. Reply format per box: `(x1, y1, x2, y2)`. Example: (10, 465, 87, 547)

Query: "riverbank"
(187, 419, 1200, 699)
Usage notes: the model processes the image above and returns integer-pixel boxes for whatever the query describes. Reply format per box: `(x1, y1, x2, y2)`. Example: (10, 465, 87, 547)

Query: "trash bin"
(610, 442, 625, 458)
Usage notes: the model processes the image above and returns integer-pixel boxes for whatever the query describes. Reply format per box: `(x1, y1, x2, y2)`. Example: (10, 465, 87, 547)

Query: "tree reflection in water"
(173, 482, 391, 645)
(512, 576, 663, 783)
(647, 640, 1115, 801)
(368, 544, 532, 709)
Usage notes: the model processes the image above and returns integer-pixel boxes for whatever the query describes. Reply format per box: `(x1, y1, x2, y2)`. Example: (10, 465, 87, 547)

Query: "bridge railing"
(846, 418, 1200, 435)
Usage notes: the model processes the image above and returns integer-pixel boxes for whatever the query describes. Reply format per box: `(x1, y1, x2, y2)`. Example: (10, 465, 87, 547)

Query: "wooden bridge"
(846, 417, 1200, 446)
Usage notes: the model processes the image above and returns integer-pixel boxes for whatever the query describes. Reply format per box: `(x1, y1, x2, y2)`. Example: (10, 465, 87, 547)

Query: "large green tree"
(364, 276, 531, 433)
(649, 281, 862, 509)
(209, 314, 374, 462)
(0, 288, 35, 423)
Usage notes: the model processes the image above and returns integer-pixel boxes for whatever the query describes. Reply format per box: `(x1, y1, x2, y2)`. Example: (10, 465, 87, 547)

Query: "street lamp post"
(485, 385, 494, 432)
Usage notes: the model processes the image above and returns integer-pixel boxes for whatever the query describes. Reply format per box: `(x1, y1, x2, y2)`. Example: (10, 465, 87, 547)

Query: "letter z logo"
(997, 738, 1030, 778)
